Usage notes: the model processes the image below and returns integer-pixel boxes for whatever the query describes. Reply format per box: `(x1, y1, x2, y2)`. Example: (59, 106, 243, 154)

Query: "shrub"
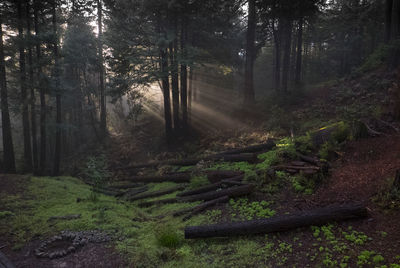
(155, 224, 182, 248)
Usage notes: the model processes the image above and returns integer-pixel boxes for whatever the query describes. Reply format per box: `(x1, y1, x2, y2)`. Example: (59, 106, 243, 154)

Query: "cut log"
(181, 184, 254, 202)
(107, 183, 144, 189)
(123, 186, 149, 198)
(272, 165, 320, 171)
(127, 170, 243, 183)
(128, 185, 185, 201)
(138, 197, 178, 208)
(118, 153, 259, 170)
(48, 214, 81, 221)
(298, 154, 320, 166)
(217, 140, 276, 155)
(185, 204, 367, 239)
(183, 196, 229, 221)
(177, 175, 245, 197)
(290, 161, 306, 166)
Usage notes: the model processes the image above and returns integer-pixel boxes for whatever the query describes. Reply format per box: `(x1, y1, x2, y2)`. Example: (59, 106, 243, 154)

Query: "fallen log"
(128, 185, 185, 201)
(298, 154, 320, 166)
(181, 184, 254, 202)
(177, 175, 244, 197)
(183, 196, 229, 221)
(217, 140, 276, 155)
(185, 204, 368, 239)
(138, 197, 178, 208)
(107, 183, 144, 189)
(272, 165, 320, 171)
(127, 170, 243, 183)
(118, 153, 259, 170)
(123, 186, 149, 198)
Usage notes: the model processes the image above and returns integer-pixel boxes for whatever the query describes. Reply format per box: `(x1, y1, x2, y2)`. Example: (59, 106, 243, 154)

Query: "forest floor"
(1, 69, 400, 267)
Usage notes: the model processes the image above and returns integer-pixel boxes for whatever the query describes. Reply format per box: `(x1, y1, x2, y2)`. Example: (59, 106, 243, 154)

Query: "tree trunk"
(385, 0, 394, 42)
(17, 0, 33, 172)
(98, 0, 106, 138)
(188, 66, 193, 123)
(185, 205, 368, 239)
(170, 38, 180, 131)
(295, 18, 303, 85)
(52, 0, 61, 176)
(183, 195, 229, 221)
(161, 47, 172, 141)
(391, 0, 400, 39)
(180, 17, 188, 130)
(34, 0, 46, 175)
(26, 0, 38, 172)
(243, 0, 256, 106)
(282, 19, 293, 92)
(272, 20, 282, 92)
(0, 16, 16, 173)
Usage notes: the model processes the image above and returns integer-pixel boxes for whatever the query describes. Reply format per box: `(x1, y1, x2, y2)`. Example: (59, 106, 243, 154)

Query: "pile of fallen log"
(116, 140, 276, 171)
(185, 204, 368, 238)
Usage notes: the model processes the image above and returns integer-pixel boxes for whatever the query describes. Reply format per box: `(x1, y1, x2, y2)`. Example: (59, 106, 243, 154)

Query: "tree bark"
(17, 0, 33, 172)
(126, 170, 243, 183)
(98, 0, 106, 138)
(243, 0, 256, 105)
(170, 38, 180, 131)
(0, 16, 16, 173)
(26, 0, 38, 172)
(34, 0, 46, 175)
(180, 17, 188, 130)
(128, 185, 185, 201)
(183, 196, 229, 221)
(391, 0, 400, 39)
(295, 18, 303, 85)
(272, 20, 282, 92)
(52, 0, 61, 176)
(185, 205, 368, 239)
(181, 184, 254, 202)
(385, 0, 394, 42)
(161, 46, 172, 141)
(282, 19, 293, 92)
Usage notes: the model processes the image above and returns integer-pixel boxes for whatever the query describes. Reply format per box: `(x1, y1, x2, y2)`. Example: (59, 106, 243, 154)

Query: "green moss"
(0, 211, 14, 219)
(189, 176, 209, 189)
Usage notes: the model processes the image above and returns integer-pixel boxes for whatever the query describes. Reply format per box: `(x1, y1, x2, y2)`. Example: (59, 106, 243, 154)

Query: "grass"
(1, 176, 400, 267)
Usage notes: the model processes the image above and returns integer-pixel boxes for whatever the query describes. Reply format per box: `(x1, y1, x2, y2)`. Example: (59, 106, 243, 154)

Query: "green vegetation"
(229, 198, 275, 221)
(189, 176, 210, 189)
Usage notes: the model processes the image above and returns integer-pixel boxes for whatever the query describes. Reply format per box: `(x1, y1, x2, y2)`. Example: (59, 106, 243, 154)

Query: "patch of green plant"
(155, 224, 182, 248)
(189, 176, 209, 189)
(276, 137, 297, 159)
(177, 166, 194, 172)
(294, 133, 314, 154)
(358, 43, 391, 73)
(342, 229, 369, 245)
(357, 250, 375, 266)
(291, 174, 315, 194)
(256, 150, 280, 169)
(206, 209, 222, 223)
(0, 211, 15, 219)
(229, 198, 275, 221)
(83, 155, 111, 202)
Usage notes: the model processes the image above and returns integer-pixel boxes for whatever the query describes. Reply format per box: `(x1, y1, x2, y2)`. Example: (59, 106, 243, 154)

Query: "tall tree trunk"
(385, 0, 394, 42)
(34, 0, 46, 175)
(295, 18, 303, 85)
(243, 0, 256, 105)
(391, 0, 400, 39)
(17, 0, 32, 172)
(26, 0, 38, 172)
(180, 17, 188, 130)
(97, 0, 106, 138)
(170, 22, 180, 131)
(282, 19, 293, 92)
(161, 48, 172, 142)
(272, 20, 282, 92)
(188, 67, 193, 123)
(52, 0, 61, 176)
(0, 17, 16, 173)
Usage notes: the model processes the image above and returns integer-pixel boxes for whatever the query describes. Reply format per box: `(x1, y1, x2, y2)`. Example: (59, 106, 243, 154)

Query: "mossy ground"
(1, 175, 400, 267)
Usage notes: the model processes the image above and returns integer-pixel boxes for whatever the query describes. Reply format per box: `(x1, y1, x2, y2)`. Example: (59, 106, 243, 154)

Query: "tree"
(17, 0, 33, 171)
(52, 0, 61, 176)
(244, 0, 256, 105)
(97, 0, 106, 138)
(0, 13, 16, 173)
